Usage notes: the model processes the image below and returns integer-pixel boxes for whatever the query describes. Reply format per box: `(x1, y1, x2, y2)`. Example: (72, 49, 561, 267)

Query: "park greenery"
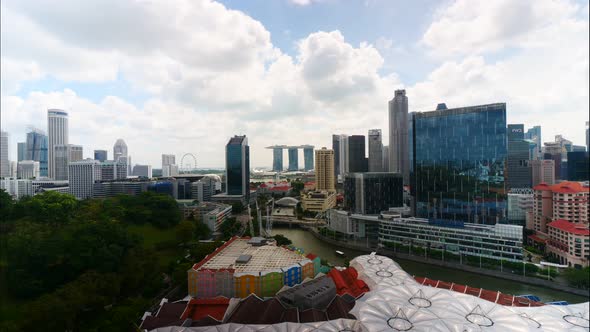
(0, 190, 219, 331)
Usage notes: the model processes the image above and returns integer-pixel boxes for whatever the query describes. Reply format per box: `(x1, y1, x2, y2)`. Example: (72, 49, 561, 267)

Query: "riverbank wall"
(303, 226, 590, 297)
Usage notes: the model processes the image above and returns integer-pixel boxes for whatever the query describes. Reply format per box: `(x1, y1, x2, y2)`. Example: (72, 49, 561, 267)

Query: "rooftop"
(192, 237, 307, 273)
(547, 219, 590, 236)
(534, 181, 590, 193)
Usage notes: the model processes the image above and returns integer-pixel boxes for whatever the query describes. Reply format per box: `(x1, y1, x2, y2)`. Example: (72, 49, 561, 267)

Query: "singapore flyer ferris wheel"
(180, 153, 197, 173)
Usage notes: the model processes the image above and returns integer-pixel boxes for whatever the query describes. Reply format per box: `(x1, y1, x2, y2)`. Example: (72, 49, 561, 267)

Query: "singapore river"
(272, 227, 589, 304)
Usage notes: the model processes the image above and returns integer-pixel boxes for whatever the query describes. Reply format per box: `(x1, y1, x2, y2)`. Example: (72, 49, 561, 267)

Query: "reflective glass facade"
(26, 131, 48, 177)
(226, 136, 250, 198)
(344, 172, 403, 215)
(288, 148, 298, 171)
(303, 147, 314, 171)
(411, 103, 507, 224)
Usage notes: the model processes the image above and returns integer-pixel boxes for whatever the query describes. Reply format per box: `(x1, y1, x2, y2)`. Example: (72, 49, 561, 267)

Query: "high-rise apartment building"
(506, 124, 531, 189)
(94, 150, 108, 162)
(17, 160, 40, 179)
(288, 147, 298, 171)
(47, 109, 69, 179)
(382, 145, 389, 172)
(368, 129, 383, 172)
(26, 129, 48, 177)
(132, 164, 152, 178)
(69, 159, 102, 199)
(54, 144, 83, 180)
(388, 90, 409, 184)
(348, 135, 367, 173)
(332, 135, 341, 180)
(344, 172, 403, 215)
(530, 159, 555, 186)
(17, 142, 26, 162)
(314, 148, 335, 192)
(532, 182, 589, 233)
(411, 103, 507, 224)
(0, 131, 9, 178)
(303, 146, 314, 171)
(226, 135, 250, 199)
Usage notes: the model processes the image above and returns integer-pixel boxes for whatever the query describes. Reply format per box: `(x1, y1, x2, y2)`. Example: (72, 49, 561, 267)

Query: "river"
(271, 226, 589, 304)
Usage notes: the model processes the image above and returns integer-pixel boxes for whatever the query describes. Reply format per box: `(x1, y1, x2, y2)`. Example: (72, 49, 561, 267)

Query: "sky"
(1, 0, 588, 168)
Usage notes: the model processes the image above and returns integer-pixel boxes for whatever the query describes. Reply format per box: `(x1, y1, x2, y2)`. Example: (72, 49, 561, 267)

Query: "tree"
(176, 220, 196, 244)
(0, 189, 13, 219)
(563, 267, 590, 289)
(273, 234, 292, 246)
(18, 191, 78, 225)
(231, 201, 244, 214)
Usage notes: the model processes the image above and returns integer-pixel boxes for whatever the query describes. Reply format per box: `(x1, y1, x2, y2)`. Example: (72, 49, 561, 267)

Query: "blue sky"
(1, 0, 588, 167)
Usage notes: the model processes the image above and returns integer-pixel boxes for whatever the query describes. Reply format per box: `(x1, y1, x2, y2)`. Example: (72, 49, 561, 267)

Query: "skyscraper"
(411, 103, 507, 224)
(530, 159, 555, 186)
(344, 172, 403, 215)
(271, 147, 283, 172)
(54, 144, 83, 180)
(17, 142, 26, 162)
(100, 160, 128, 180)
(332, 135, 341, 180)
(288, 147, 298, 171)
(315, 148, 335, 192)
(567, 151, 589, 181)
(0, 131, 9, 178)
(524, 126, 542, 158)
(348, 135, 367, 173)
(47, 109, 69, 179)
(303, 146, 314, 171)
(162, 154, 177, 177)
(382, 145, 389, 172)
(113, 139, 130, 174)
(26, 129, 48, 177)
(368, 129, 383, 172)
(94, 150, 108, 162)
(132, 164, 152, 178)
(338, 135, 349, 181)
(389, 90, 409, 184)
(226, 135, 250, 199)
(506, 124, 531, 189)
(69, 159, 102, 199)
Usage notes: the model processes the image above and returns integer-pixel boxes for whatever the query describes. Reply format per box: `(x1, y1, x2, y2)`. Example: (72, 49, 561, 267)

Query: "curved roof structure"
(202, 174, 222, 182)
(275, 197, 299, 207)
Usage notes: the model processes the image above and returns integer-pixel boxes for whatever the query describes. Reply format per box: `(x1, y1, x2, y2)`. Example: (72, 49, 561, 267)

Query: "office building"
(225, 135, 250, 199)
(532, 182, 589, 234)
(26, 129, 48, 177)
(303, 145, 314, 171)
(0, 178, 33, 199)
(113, 139, 128, 162)
(338, 135, 349, 181)
(68, 159, 102, 199)
(506, 188, 533, 225)
(288, 147, 298, 171)
(332, 135, 341, 180)
(567, 151, 589, 181)
(0, 131, 9, 178)
(368, 129, 383, 172)
(348, 135, 367, 173)
(506, 124, 531, 189)
(162, 154, 178, 177)
(93, 180, 150, 198)
(47, 109, 69, 179)
(94, 150, 107, 162)
(17, 142, 26, 162)
(530, 159, 555, 186)
(543, 146, 561, 181)
(411, 103, 507, 224)
(344, 172, 403, 215)
(17, 160, 40, 179)
(54, 144, 83, 180)
(546, 219, 589, 268)
(315, 148, 335, 192)
(379, 217, 523, 262)
(382, 145, 389, 172)
(388, 89, 409, 184)
(191, 178, 214, 202)
(327, 209, 382, 244)
(524, 126, 542, 157)
(132, 164, 152, 178)
(182, 201, 232, 233)
(572, 145, 586, 152)
(301, 191, 336, 212)
(100, 160, 128, 180)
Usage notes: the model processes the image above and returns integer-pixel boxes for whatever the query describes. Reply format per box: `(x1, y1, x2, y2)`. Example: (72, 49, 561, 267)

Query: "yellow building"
(315, 148, 335, 192)
(301, 191, 336, 213)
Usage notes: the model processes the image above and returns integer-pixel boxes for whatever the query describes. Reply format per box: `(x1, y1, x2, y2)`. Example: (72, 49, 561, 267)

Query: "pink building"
(546, 219, 589, 267)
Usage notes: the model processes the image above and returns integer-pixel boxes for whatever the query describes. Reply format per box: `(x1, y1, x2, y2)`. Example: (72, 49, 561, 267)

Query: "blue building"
(303, 146, 314, 171)
(94, 150, 108, 162)
(26, 130, 48, 177)
(148, 181, 175, 197)
(288, 147, 298, 171)
(567, 151, 589, 181)
(272, 147, 283, 172)
(410, 103, 507, 224)
(226, 135, 250, 199)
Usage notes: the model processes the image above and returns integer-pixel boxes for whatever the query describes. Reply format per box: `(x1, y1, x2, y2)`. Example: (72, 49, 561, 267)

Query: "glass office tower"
(226, 135, 250, 199)
(26, 130, 49, 177)
(411, 103, 507, 224)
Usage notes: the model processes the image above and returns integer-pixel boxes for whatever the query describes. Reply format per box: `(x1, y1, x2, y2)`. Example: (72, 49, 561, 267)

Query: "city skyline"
(1, 0, 589, 168)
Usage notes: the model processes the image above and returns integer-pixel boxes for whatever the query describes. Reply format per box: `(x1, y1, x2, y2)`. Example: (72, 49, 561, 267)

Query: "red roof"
(547, 219, 590, 235)
(306, 253, 318, 260)
(326, 267, 369, 298)
(180, 297, 229, 321)
(533, 183, 552, 191)
(550, 181, 590, 194)
(527, 234, 548, 243)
